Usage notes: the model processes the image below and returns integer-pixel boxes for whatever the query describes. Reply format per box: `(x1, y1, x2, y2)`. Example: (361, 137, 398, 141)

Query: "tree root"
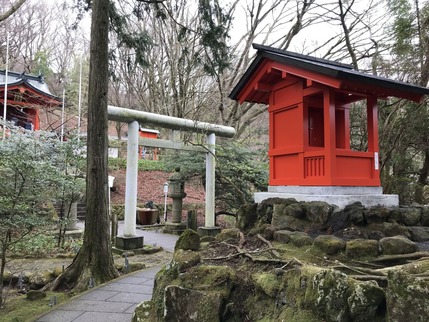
(256, 234, 281, 258)
(371, 252, 429, 264)
(202, 241, 289, 264)
(349, 275, 387, 282)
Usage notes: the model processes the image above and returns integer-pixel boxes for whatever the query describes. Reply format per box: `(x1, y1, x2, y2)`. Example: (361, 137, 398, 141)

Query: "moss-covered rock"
(347, 280, 385, 322)
(314, 235, 346, 255)
(364, 206, 389, 224)
(379, 236, 418, 255)
(401, 207, 421, 226)
(388, 208, 404, 224)
(289, 231, 313, 247)
(386, 270, 429, 321)
(272, 211, 309, 231)
(29, 270, 54, 289)
(271, 200, 304, 230)
(173, 249, 201, 272)
(180, 265, 237, 296)
(286, 203, 305, 218)
(132, 301, 153, 322)
(200, 235, 216, 243)
(52, 266, 64, 278)
(380, 222, 411, 238)
(273, 230, 292, 243)
(302, 201, 333, 225)
(344, 202, 366, 226)
(26, 290, 47, 301)
(216, 228, 241, 242)
(326, 208, 350, 232)
(407, 226, 429, 242)
(346, 239, 379, 258)
(129, 262, 146, 272)
(175, 229, 200, 251)
(312, 269, 351, 321)
(152, 262, 180, 317)
(236, 203, 258, 231)
(252, 272, 281, 297)
(421, 207, 429, 226)
(164, 285, 224, 322)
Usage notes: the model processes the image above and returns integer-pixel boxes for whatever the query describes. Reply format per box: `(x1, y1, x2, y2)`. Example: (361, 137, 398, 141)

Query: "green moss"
(132, 301, 156, 322)
(244, 293, 276, 321)
(252, 272, 281, 297)
(345, 239, 379, 259)
(173, 249, 201, 272)
(152, 262, 180, 317)
(314, 235, 346, 255)
(2, 291, 71, 322)
(181, 265, 237, 295)
(174, 229, 200, 251)
(277, 307, 320, 322)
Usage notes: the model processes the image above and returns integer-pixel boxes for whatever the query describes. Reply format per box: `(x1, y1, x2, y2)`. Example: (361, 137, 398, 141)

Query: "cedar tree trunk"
(47, 0, 119, 292)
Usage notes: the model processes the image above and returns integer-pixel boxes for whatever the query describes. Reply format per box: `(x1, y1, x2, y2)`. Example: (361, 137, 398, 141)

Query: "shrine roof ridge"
(229, 43, 429, 102)
(0, 69, 61, 102)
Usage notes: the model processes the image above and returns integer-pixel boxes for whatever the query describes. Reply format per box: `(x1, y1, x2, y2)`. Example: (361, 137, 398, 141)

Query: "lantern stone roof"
(230, 43, 429, 104)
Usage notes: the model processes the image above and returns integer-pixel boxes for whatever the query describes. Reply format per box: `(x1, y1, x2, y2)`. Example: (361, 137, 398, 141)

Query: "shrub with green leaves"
(164, 141, 268, 214)
(0, 126, 83, 305)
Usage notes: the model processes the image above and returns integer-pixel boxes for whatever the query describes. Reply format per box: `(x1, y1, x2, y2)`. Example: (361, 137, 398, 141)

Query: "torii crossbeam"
(107, 105, 236, 247)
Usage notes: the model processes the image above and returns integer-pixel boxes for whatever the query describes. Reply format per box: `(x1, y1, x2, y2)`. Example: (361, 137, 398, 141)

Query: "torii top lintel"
(229, 44, 429, 104)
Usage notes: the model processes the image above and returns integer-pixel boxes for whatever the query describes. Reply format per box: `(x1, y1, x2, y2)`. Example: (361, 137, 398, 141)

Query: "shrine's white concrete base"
(254, 186, 399, 209)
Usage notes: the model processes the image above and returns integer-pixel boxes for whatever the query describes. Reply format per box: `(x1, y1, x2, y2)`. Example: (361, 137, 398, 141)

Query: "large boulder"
(345, 239, 379, 258)
(326, 208, 350, 232)
(312, 269, 351, 321)
(407, 226, 429, 242)
(347, 280, 385, 322)
(175, 229, 200, 251)
(421, 207, 429, 226)
(271, 210, 308, 231)
(216, 228, 241, 242)
(302, 201, 333, 224)
(364, 206, 389, 224)
(288, 231, 313, 247)
(273, 230, 292, 243)
(173, 249, 201, 272)
(314, 235, 346, 255)
(386, 271, 429, 321)
(387, 208, 404, 224)
(285, 203, 305, 218)
(26, 290, 47, 301)
(344, 202, 366, 226)
(236, 203, 258, 231)
(312, 269, 385, 322)
(401, 207, 421, 226)
(164, 286, 224, 322)
(261, 198, 298, 227)
(380, 222, 411, 238)
(29, 270, 53, 290)
(379, 236, 418, 255)
(252, 272, 282, 297)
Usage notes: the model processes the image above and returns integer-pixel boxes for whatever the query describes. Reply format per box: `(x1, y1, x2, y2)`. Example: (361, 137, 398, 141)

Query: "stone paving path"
(35, 225, 178, 322)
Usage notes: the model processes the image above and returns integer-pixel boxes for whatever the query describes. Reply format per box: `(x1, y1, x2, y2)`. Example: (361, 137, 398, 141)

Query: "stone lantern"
(165, 167, 187, 234)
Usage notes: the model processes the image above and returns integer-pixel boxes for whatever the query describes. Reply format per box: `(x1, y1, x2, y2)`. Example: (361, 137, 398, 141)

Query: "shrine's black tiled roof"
(229, 43, 429, 101)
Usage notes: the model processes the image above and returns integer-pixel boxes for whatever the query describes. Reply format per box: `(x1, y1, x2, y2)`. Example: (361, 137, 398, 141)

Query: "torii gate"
(107, 106, 236, 249)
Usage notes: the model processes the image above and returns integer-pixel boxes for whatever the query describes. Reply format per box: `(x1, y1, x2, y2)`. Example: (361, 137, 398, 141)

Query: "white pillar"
(124, 121, 139, 236)
(205, 133, 216, 227)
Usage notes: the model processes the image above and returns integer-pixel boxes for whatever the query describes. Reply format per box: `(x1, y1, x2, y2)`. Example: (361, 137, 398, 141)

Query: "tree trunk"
(415, 148, 429, 204)
(47, 0, 118, 292)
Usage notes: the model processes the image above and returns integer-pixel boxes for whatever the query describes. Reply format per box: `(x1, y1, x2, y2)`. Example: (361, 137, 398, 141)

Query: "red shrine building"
(230, 44, 429, 208)
(0, 70, 61, 130)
